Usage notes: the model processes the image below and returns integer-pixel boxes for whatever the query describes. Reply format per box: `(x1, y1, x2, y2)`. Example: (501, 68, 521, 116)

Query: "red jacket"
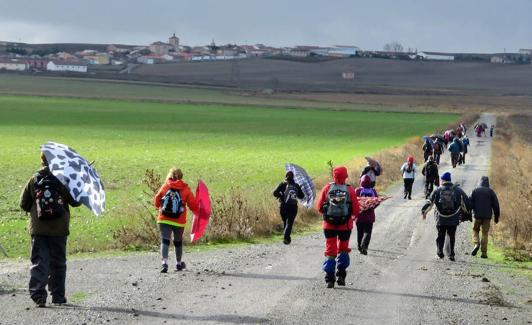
(316, 167, 360, 230)
(154, 178, 198, 227)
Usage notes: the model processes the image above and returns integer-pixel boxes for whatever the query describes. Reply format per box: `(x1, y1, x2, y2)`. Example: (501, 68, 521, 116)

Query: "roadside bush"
(490, 115, 532, 259)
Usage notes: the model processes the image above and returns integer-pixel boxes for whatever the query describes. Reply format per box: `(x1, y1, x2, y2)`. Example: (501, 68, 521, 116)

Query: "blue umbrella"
(285, 163, 315, 208)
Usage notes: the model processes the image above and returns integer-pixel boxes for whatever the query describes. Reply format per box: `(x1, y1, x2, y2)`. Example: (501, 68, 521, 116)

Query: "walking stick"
(0, 243, 8, 257)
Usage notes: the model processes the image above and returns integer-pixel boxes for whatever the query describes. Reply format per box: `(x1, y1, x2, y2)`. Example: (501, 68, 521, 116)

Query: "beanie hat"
(285, 171, 294, 180)
(407, 155, 414, 164)
(441, 172, 451, 182)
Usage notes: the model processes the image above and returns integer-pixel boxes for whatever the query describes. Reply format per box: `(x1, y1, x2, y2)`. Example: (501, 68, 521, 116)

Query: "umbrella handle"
(89, 160, 96, 166)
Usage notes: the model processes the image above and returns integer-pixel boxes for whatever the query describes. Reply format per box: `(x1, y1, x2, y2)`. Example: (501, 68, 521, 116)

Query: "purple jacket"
(355, 183, 378, 223)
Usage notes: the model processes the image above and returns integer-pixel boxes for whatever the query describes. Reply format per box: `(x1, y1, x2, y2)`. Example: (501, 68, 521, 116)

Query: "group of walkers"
(19, 121, 502, 306)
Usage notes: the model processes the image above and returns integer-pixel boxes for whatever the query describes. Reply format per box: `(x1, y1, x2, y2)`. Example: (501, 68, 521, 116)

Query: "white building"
(46, 60, 87, 73)
(0, 59, 27, 71)
(416, 52, 455, 61)
(519, 49, 532, 56)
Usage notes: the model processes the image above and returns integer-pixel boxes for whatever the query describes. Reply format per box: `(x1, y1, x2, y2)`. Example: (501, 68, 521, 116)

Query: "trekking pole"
(0, 243, 8, 257)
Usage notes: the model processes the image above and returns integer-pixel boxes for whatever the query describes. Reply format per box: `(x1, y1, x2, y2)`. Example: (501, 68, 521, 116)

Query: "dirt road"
(1, 114, 530, 324)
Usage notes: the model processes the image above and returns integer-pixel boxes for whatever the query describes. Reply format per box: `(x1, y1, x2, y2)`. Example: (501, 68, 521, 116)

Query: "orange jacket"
(154, 178, 198, 227)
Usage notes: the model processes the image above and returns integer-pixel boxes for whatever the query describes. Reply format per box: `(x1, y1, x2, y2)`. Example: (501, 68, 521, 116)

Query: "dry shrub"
(490, 115, 532, 259)
(113, 169, 162, 249)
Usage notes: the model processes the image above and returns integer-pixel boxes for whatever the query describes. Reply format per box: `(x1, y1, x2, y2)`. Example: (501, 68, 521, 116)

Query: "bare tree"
(383, 42, 404, 53)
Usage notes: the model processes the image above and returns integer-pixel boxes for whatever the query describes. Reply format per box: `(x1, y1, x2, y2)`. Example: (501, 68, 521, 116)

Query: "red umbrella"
(190, 180, 211, 242)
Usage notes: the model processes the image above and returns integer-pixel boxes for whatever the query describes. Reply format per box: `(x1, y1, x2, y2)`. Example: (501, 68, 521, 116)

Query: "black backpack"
(323, 183, 351, 225)
(161, 188, 184, 218)
(34, 174, 66, 220)
(283, 183, 299, 206)
(437, 186, 459, 216)
(426, 162, 438, 179)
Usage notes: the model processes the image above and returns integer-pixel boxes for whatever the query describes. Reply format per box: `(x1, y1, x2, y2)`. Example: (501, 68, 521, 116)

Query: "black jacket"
(273, 181, 304, 209)
(422, 182, 471, 226)
(422, 161, 439, 181)
(470, 177, 500, 222)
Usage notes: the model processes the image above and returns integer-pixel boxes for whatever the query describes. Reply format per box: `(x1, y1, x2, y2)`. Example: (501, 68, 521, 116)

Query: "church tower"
(169, 33, 179, 49)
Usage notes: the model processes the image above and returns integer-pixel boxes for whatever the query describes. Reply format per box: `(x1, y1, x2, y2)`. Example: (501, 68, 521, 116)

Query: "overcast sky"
(1, 0, 530, 53)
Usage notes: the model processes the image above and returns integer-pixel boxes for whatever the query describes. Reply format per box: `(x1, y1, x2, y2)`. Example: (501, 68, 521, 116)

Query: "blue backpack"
(358, 187, 376, 198)
(161, 188, 184, 218)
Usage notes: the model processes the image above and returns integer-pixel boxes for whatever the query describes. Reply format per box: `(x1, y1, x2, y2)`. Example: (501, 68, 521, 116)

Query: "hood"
(479, 176, 490, 188)
(166, 178, 189, 190)
(407, 155, 414, 164)
(333, 166, 348, 184)
(360, 174, 371, 188)
(285, 171, 294, 183)
(453, 137, 460, 143)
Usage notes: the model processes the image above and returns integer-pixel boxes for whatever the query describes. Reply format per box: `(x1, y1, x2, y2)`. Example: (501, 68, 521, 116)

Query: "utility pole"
(230, 60, 241, 87)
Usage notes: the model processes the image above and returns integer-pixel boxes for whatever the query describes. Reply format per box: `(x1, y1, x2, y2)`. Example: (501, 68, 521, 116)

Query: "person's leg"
(361, 223, 373, 251)
(403, 178, 408, 199)
(159, 224, 172, 272)
(29, 236, 50, 305)
(447, 226, 457, 258)
(435, 226, 445, 258)
(356, 222, 363, 251)
(406, 179, 414, 199)
(336, 230, 352, 285)
(283, 207, 297, 244)
(480, 219, 491, 257)
(323, 229, 338, 287)
(472, 218, 481, 255)
(171, 226, 185, 270)
(48, 236, 67, 303)
(424, 179, 430, 198)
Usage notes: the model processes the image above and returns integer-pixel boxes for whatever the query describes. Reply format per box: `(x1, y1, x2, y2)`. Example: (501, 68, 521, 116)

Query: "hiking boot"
(52, 296, 67, 305)
(33, 297, 46, 308)
(408, 196, 412, 200)
(160, 263, 168, 273)
(326, 281, 335, 288)
(436, 253, 444, 259)
(361, 249, 368, 255)
(283, 238, 291, 245)
(480, 254, 488, 259)
(337, 276, 346, 286)
(449, 256, 455, 262)
(471, 244, 480, 256)
(176, 261, 186, 271)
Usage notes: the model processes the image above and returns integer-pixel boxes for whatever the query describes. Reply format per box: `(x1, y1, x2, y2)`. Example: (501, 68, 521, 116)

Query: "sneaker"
(449, 256, 455, 262)
(361, 249, 368, 255)
(283, 238, 291, 245)
(326, 281, 335, 288)
(176, 261, 186, 271)
(336, 277, 346, 286)
(471, 245, 480, 256)
(51, 296, 67, 305)
(436, 253, 444, 259)
(33, 297, 46, 308)
(160, 263, 168, 273)
(480, 254, 488, 259)
(408, 196, 412, 200)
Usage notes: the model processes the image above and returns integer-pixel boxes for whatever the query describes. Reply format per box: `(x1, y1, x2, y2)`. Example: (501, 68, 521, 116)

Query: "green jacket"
(19, 167, 81, 237)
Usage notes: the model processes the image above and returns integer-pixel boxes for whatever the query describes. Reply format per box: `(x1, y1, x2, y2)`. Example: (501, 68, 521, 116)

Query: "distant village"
(0, 33, 531, 73)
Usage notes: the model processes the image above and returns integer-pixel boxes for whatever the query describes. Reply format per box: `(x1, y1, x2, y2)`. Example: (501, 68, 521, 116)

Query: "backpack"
(426, 162, 438, 179)
(283, 183, 299, 206)
(437, 186, 459, 216)
(34, 174, 66, 220)
(358, 187, 376, 198)
(324, 183, 351, 225)
(161, 188, 184, 218)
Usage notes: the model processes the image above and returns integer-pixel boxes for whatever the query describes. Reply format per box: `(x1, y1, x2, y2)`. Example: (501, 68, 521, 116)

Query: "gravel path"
(1, 113, 531, 325)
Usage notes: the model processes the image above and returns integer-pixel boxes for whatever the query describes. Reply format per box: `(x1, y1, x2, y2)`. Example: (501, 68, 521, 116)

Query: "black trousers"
(451, 153, 460, 168)
(425, 178, 437, 198)
(436, 225, 457, 257)
(356, 222, 373, 250)
(403, 178, 414, 198)
(280, 205, 298, 241)
(29, 235, 67, 301)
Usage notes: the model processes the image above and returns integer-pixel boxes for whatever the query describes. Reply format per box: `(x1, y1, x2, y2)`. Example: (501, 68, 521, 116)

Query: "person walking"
(422, 138, 433, 162)
(154, 167, 198, 273)
(490, 124, 495, 137)
(360, 163, 380, 188)
(433, 138, 443, 165)
(354, 175, 378, 255)
(273, 171, 305, 245)
(19, 153, 81, 307)
(448, 138, 462, 168)
(461, 136, 470, 164)
(316, 166, 360, 288)
(421, 156, 439, 199)
(421, 172, 471, 261)
(400, 155, 416, 200)
(470, 176, 500, 258)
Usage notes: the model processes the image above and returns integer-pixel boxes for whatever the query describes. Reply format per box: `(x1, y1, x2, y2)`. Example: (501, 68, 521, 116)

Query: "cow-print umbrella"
(40, 142, 105, 216)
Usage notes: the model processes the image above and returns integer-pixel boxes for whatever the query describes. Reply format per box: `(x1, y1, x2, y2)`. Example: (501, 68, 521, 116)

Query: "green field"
(0, 95, 458, 258)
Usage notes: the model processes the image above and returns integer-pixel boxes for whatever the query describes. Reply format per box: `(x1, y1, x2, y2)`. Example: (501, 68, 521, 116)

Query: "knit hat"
(407, 155, 414, 163)
(441, 172, 451, 182)
(285, 171, 294, 181)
